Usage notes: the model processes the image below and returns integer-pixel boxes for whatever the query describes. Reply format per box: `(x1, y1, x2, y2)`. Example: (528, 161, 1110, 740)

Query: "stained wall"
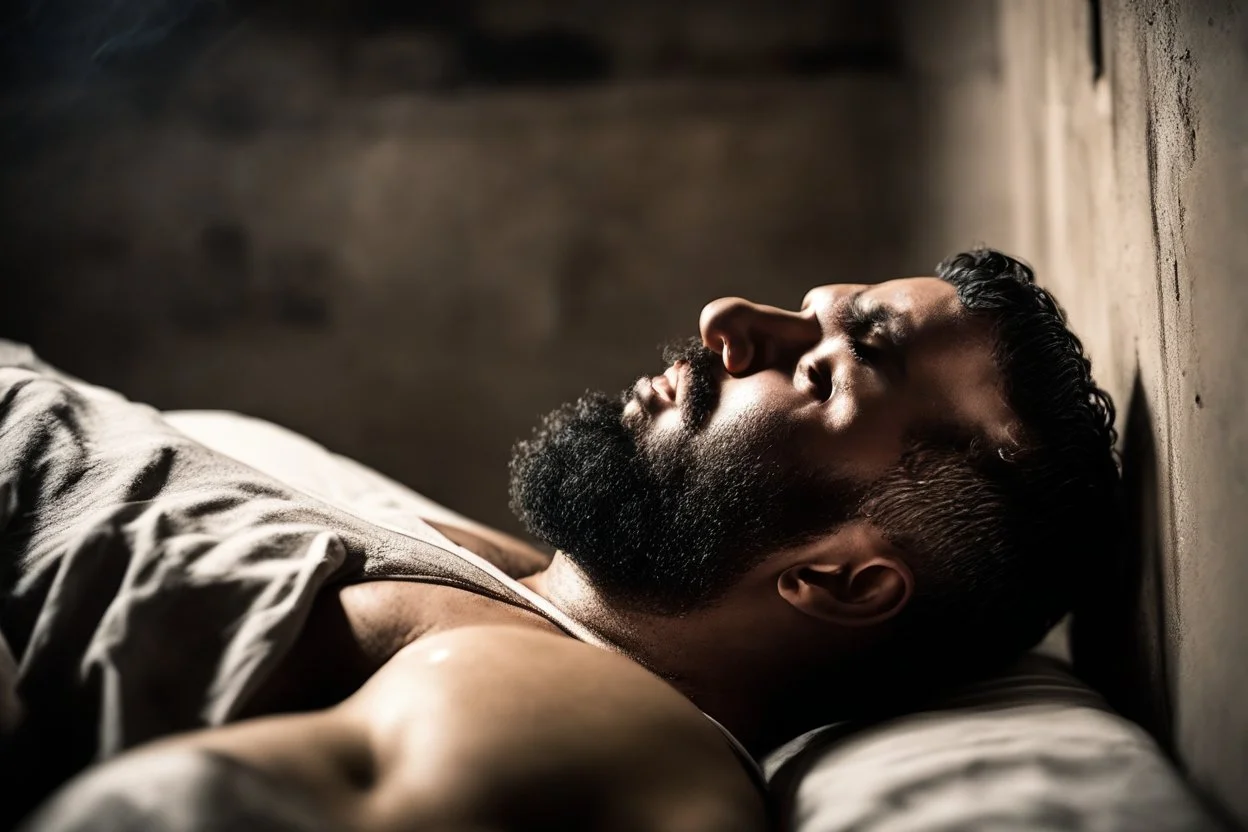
(998, 0, 1248, 824)
(0, 0, 1012, 534)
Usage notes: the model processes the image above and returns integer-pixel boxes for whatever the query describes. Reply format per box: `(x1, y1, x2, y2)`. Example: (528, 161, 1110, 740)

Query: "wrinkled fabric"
(22, 748, 341, 832)
(0, 341, 531, 816)
(764, 655, 1219, 831)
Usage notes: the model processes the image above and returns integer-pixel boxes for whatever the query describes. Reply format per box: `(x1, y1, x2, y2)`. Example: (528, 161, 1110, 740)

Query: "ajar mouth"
(650, 362, 683, 405)
(663, 361, 693, 406)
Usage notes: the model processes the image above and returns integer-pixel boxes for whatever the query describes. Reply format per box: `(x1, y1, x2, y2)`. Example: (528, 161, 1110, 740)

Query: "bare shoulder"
(347, 625, 769, 832)
(26, 627, 767, 832)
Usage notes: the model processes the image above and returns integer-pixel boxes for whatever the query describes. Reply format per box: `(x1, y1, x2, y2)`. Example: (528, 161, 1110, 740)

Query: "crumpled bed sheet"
(0, 341, 466, 816)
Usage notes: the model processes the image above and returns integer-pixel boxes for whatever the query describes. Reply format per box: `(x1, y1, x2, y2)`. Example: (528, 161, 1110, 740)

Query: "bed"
(0, 341, 1221, 830)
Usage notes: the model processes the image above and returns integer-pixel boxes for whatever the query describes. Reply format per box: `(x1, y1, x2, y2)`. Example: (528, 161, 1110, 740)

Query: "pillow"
(764, 654, 1218, 831)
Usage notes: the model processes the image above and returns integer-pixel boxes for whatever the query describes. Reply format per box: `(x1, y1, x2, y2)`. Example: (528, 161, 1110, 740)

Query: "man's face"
(509, 277, 1011, 614)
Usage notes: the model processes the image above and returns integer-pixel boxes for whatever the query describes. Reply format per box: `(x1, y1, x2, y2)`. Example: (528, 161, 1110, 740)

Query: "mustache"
(659, 337, 722, 431)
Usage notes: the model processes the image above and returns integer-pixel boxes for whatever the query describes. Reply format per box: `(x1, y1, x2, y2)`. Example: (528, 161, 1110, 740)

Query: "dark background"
(4, 1, 1248, 824)
(0, 0, 1010, 534)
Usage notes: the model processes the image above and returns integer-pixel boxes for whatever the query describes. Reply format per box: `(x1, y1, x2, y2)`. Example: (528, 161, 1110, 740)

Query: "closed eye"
(841, 293, 891, 369)
(847, 338, 883, 365)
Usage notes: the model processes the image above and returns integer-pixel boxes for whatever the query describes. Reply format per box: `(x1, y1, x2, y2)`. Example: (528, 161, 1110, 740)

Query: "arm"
(27, 626, 768, 832)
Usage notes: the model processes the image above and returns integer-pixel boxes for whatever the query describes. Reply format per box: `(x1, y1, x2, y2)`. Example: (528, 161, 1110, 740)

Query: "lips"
(629, 362, 684, 418)
(624, 359, 700, 427)
(650, 368, 673, 403)
(653, 360, 689, 405)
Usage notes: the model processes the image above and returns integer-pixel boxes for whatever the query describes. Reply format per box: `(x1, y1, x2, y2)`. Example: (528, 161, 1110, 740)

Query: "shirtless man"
(8, 249, 1120, 830)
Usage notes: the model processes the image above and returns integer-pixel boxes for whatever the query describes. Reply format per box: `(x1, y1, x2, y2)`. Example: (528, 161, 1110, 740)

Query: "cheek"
(825, 401, 909, 477)
(689, 375, 910, 479)
(701, 376, 814, 450)
(782, 388, 911, 481)
(706, 380, 828, 469)
(711, 382, 772, 428)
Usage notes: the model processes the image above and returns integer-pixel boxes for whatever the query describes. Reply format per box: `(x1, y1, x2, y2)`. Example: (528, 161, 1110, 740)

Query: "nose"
(699, 296, 822, 374)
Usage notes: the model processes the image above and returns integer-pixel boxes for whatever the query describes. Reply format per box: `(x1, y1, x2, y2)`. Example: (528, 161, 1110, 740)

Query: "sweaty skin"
(35, 627, 768, 832)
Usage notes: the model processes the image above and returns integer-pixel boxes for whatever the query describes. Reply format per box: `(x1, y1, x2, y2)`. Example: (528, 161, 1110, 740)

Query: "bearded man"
(3, 249, 1120, 831)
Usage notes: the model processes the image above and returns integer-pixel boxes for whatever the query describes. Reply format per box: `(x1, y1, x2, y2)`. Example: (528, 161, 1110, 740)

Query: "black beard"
(508, 340, 856, 615)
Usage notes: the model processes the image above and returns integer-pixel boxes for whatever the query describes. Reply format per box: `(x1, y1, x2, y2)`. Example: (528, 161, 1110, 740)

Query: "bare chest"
(239, 579, 562, 718)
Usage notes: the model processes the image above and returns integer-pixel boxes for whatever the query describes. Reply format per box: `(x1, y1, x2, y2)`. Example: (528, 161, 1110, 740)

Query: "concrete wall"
(6, 0, 1242, 818)
(998, 0, 1248, 824)
(0, 0, 1011, 535)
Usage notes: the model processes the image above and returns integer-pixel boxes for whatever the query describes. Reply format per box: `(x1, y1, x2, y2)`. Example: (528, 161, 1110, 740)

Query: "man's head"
(510, 249, 1119, 688)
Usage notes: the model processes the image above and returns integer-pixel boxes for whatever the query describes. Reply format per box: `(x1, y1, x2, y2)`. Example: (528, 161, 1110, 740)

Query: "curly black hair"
(856, 248, 1121, 697)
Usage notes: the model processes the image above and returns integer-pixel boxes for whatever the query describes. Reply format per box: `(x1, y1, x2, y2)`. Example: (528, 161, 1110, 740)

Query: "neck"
(519, 552, 850, 754)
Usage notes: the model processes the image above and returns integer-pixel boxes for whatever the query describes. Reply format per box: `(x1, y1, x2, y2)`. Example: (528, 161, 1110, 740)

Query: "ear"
(775, 526, 913, 627)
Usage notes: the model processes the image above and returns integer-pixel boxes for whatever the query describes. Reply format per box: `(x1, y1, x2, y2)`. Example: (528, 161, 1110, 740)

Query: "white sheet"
(764, 655, 1218, 831)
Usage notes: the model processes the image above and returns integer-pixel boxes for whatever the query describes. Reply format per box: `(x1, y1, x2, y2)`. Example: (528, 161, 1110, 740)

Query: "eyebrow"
(849, 290, 908, 341)
(848, 290, 910, 377)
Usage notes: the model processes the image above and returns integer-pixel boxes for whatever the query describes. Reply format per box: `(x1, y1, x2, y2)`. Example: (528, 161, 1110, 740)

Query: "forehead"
(815, 275, 1017, 446)
(804, 275, 961, 323)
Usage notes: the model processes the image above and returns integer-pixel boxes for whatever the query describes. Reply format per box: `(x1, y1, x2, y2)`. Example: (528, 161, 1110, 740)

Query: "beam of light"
(88, 0, 211, 63)
(8, 0, 221, 75)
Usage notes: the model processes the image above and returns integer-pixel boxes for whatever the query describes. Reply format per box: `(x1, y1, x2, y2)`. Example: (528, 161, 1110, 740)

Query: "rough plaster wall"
(0, 1, 1011, 535)
(1000, 0, 1248, 823)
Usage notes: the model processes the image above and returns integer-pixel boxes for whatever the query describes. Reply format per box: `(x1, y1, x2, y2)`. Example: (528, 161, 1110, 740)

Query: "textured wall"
(998, 0, 1248, 824)
(0, 1, 1012, 535)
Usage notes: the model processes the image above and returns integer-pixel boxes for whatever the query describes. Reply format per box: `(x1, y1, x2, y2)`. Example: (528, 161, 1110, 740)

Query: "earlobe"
(777, 554, 913, 628)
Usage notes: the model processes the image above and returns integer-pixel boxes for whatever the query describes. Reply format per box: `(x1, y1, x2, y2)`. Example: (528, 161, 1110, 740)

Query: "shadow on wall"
(1071, 372, 1174, 754)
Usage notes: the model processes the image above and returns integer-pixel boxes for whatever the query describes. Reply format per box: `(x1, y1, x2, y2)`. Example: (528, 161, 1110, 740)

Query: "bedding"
(0, 341, 503, 821)
(0, 340, 1218, 830)
(764, 654, 1219, 831)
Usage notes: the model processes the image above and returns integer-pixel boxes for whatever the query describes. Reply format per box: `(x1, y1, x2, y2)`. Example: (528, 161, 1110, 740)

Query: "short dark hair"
(858, 248, 1121, 693)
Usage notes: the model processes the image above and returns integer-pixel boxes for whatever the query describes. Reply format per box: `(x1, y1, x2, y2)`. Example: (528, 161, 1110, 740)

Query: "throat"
(520, 553, 811, 754)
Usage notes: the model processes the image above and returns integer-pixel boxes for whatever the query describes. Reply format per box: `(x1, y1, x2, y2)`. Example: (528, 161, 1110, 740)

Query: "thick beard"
(508, 340, 855, 615)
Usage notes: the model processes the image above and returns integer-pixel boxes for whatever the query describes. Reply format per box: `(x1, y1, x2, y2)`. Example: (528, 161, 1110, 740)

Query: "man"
(5, 249, 1119, 830)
